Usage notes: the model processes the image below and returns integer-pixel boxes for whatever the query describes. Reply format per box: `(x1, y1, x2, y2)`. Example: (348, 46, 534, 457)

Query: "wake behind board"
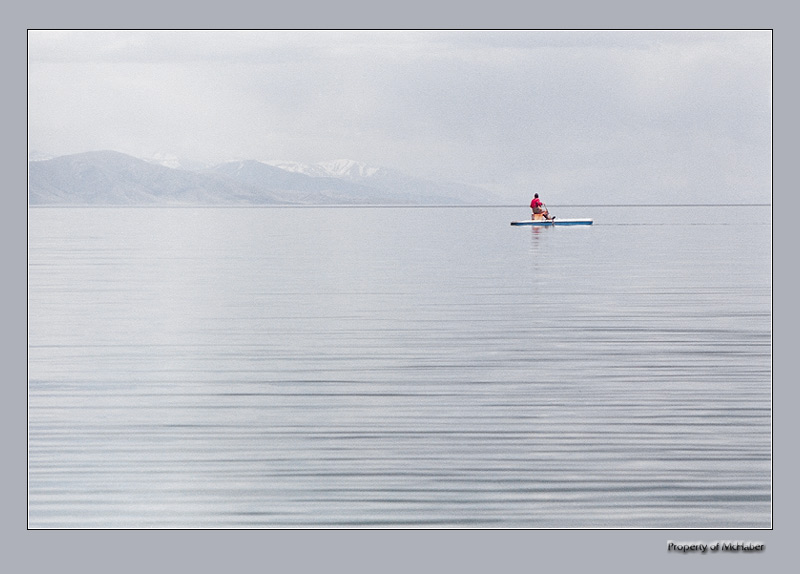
(511, 218, 593, 226)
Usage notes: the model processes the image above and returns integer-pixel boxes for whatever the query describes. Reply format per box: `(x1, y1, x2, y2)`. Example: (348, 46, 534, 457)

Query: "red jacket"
(530, 197, 543, 210)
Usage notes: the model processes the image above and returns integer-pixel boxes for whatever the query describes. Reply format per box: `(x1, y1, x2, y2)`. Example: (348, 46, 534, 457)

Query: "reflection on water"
(28, 206, 771, 528)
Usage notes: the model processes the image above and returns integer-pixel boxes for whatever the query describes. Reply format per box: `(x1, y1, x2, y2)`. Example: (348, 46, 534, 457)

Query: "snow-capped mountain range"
(28, 151, 495, 206)
(264, 159, 380, 180)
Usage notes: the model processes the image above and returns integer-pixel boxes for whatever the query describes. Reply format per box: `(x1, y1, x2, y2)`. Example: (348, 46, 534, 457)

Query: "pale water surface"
(28, 206, 772, 528)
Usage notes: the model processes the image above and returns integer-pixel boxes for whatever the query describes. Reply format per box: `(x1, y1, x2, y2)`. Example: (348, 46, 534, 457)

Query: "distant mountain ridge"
(265, 159, 381, 180)
(28, 151, 494, 206)
(28, 151, 271, 206)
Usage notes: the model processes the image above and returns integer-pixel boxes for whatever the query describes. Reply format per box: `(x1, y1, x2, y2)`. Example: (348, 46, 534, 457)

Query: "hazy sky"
(27, 30, 772, 204)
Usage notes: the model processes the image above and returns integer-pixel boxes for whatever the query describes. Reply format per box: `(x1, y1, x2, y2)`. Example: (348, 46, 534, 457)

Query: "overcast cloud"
(27, 30, 772, 204)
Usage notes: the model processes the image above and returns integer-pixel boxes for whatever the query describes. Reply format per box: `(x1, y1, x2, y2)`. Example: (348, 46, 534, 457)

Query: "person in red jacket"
(530, 193, 554, 220)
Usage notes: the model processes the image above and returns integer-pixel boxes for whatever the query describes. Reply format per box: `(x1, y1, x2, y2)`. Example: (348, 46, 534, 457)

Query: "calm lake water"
(27, 205, 772, 528)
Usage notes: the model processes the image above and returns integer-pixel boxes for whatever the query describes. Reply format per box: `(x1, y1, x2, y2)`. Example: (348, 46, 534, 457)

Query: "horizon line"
(28, 203, 773, 209)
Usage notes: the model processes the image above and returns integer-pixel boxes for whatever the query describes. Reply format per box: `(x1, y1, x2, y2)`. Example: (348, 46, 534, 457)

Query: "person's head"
(534, 193, 539, 198)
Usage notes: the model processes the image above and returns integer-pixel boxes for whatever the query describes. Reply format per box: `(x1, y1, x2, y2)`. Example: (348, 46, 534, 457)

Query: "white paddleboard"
(510, 218, 593, 226)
